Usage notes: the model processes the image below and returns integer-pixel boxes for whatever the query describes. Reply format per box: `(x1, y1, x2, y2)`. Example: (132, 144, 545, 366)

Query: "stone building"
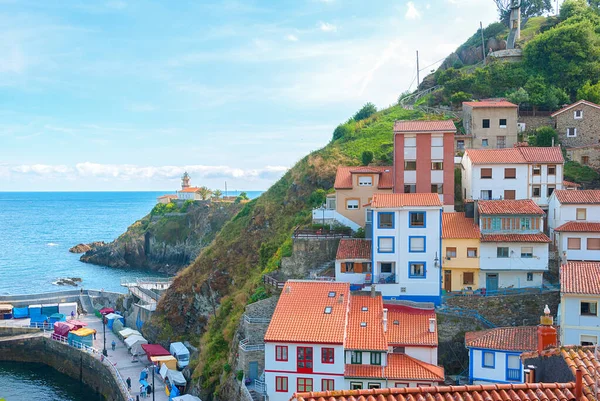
(566, 144, 600, 170)
(462, 100, 518, 150)
(551, 100, 600, 148)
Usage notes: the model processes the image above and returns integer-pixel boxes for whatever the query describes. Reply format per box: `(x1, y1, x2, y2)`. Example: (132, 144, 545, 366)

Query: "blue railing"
(506, 368, 521, 381)
(443, 283, 559, 299)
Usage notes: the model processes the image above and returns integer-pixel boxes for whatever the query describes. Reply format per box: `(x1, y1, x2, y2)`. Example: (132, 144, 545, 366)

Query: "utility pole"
(416, 50, 420, 89)
(225, 181, 228, 198)
(480, 21, 486, 64)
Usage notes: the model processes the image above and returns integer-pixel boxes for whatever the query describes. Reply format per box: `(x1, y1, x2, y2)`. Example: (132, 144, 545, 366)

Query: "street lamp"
(152, 364, 156, 401)
(102, 317, 108, 357)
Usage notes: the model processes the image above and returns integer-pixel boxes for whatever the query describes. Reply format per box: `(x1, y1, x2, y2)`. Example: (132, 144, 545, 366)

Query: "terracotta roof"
(551, 99, 600, 117)
(289, 382, 580, 401)
(334, 166, 393, 190)
(336, 239, 371, 260)
(465, 326, 538, 352)
(371, 193, 443, 208)
(478, 199, 545, 215)
(555, 222, 600, 232)
(178, 187, 201, 193)
(554, 190, 600, 204)
(386, 305, 437, 347)
(481, 233, 551, 243)
(563, 180, 582, 188)
(264, 281, 350, 344)
(393, 120, 456, 133)
(561, 262, 600, 295)
(463, 100, 517, 108)
(158, 194, 177, 199)
(442, 212, 481, 239)
(344, 354, 444, 382)
(464, 147, 564, 164)
(345, 294, 387, 351)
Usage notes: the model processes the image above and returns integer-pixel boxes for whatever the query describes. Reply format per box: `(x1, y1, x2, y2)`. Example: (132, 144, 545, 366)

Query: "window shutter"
(355, 263, 363, 273)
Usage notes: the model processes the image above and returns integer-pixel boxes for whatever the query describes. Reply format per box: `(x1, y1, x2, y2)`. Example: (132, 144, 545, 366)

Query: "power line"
(418, 56, 447, 72)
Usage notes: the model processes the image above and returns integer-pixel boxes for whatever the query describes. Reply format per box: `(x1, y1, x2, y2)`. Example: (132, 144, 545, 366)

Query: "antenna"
(416, 50, 420, 88)
(480, 21, 486, 64)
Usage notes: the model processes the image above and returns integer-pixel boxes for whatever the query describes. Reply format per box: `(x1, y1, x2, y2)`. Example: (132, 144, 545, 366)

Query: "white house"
(477, 200, 550, 292)
(263, 281, 444, 401)
(559, 261, 600, 346)
(369, 193, 443, 304)
(548, 190, 600, 252)
(554, 222, 600, 262)
(335, 239, 372, 286)
(461, 147, 564, 209)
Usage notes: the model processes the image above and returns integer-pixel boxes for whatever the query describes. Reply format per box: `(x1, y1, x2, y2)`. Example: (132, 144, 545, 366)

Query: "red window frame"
(322, 379, 335, 391)
(297, 377, 313, 392)
(275, 376, 288, 392)
(275, 345, 288, 361)
(321, 347, 335, 364)
(297, 347, 313, 373)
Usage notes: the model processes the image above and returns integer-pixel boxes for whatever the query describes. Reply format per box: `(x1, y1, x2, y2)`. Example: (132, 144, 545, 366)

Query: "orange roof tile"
(465, 147, 564, 164)
(442, 212, 481, 239)
(481, 233, 551, 243)
(393, 120, 456, 133)
(336, 239, 372, 260)
(344, 354, 444, 382)
(554, 190, 600, 204)
(385, 305, 437, 347)
(555, 222, 600, 232)
(551, 99, 600, 117)
(264, 281, 350, 344)
(478, 199, 545, 215)
(290, 382, 580, 401)
(371, 193, 442, 208)
(463, 100, 517, 108)
(518, 147, 565, 163)
(563, 180, 582, 188)
(465, 326, 538, 352)
(561, 262, 600, 295)
(158, 194, 177, 199)
(334, 166, 393, 190)
(345, 294, 387, 351)
(178, 187, 201, 193)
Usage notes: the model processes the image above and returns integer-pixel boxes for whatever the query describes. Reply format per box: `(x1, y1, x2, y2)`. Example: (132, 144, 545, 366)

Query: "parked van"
(169, 342, 190, 370)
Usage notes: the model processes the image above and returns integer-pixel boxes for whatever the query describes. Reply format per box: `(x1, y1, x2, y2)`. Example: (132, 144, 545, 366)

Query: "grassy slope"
(150, 105, 424, 398)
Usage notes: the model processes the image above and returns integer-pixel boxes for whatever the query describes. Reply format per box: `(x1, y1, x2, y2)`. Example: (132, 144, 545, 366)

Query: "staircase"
(308, 260, 335, 280)
(79, 293, 95, 315)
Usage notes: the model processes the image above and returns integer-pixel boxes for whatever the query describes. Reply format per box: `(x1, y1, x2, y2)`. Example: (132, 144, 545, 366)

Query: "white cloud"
(10, 164, 73, 175)
(405, 2, 421, 20)
(285, 34, 299, 42)
(318, 22, 337, 32)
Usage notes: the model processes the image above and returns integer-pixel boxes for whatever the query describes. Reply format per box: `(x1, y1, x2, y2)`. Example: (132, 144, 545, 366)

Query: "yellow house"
(441, 212, 481, 292)
(334, 166, 393, 227)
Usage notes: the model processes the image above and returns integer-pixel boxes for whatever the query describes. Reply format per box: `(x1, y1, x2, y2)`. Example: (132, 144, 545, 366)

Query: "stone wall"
(0, 326, 41, 337)
(518, 116, 553, 133)
(555, 103, 600, 148)
(0, 336, 128, 401)
(280, 238, 340, 278)
(567, 145, 600, 171)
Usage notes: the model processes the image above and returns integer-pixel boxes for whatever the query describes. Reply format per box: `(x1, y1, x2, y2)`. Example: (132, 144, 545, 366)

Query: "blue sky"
(0, 0, 498, 191)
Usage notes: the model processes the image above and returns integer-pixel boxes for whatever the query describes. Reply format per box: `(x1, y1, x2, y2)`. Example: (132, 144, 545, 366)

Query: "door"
(444, 270, 452, 292)
(297, 347, 313, 373)
(248, 361, 258, 381)
(486, 274, 499, 293)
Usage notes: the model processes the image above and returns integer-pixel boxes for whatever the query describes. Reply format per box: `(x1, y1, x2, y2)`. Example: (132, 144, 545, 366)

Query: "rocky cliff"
(79, 201, 242, 275)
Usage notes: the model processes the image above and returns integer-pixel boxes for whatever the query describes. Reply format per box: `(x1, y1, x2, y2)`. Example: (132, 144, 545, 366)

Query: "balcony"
(506, 368, 521, 381)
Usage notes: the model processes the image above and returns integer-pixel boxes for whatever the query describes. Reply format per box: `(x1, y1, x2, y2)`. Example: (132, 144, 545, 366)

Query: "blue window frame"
(377, 237, 394, 253)
(408, 236, 426, 253)
(409, 211, 426, 228)
(408, 261, 426, 278)
(482, 351, 495, 368)
(505, 354, 521, 381)
(378, 212, 394, 229)
(491, 218, 501, 230)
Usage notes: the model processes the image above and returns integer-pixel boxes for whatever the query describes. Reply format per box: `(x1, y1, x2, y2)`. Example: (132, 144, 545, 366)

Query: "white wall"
(405, 346, 437, 365)
(335, 259, 371, 284)
(527, 164, 563, 207)
(344, 350, 387, 366)
(468, 164, 528, 200)
(479, 242, 549, 272)
(470, 348, 523, 384)
(265, 372, 346, 401)
(478, 270, 543, 289)
(343, 378, 438, 389)
(548, 200, 600, 243)
(558, 232, 600, 261)
(560, 295, 600, 346)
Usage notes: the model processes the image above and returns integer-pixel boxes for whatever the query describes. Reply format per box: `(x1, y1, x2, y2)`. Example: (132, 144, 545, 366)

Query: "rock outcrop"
(69, 242, 105, 253)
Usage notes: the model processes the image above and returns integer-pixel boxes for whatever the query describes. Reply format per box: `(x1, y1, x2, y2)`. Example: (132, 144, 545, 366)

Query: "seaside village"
(3, 99, 600, 401)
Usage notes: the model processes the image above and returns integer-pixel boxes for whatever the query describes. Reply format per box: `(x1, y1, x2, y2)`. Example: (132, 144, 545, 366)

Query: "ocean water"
(0, 191, 263, 295)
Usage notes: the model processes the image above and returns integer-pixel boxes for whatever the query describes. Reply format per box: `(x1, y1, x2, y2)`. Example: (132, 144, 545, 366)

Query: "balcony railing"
(506, 368, 521, 381)
(239, 338, 265, 352)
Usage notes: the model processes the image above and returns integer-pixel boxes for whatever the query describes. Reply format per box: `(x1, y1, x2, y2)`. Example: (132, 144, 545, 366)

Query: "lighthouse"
(181, 172, 191, 189)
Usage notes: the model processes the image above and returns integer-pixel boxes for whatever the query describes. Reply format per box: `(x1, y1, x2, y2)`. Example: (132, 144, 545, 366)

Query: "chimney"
(537, 305, 557, 354)
(575, 369, 583, 400)
(383, 308, 388, 332)
(338, 293, 344, 304)
(429, 318, 436, 333)
(524, 365, 536, 383)
(371, 284, 376, 298)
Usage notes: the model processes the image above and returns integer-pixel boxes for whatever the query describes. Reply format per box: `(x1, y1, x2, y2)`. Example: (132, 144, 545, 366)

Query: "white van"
(169, 342, 190, 370)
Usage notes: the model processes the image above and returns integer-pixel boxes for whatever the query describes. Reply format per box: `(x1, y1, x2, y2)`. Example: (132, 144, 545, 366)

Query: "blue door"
(249, 361, 258, 381)
(486, 274, 498, 293)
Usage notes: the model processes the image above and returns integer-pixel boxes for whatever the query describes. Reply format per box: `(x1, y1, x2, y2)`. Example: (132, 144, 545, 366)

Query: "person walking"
(146, 384, 152, 397)
(126, 377, 131, 391)
(140, 384, 145, 398)
(70, 310, 75, 320)
(111, 340, 116, 351)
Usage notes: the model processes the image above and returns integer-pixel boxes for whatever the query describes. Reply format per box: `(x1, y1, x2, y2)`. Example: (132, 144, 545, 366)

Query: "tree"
(524, 76, 569, 111)
(234, 192, 249, 203)
(577, 80, 600, 103)
(361, 150, 374, 166)
(196, 186, 212, 200)
(560, 0, 591, 20)
(529, 126, 559, 146)
(353, 102, 377, 121)
(493, 0, 553, 26)
(213, 189, 223, 199)
(332, 123, 353, 141)
(506, 87, 530, 106)
(449, 91, 472, 107)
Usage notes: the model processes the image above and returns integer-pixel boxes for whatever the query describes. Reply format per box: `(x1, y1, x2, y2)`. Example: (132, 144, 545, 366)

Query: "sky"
(0, 0, 499, 192)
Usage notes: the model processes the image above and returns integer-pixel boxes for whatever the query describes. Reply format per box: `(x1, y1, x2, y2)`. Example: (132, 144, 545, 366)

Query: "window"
(409, 262, 426, 278)
(432, 137, 443, 147)
(533, 165, 541, 176)
(482, 119, 490, 128)
(431, 184, 443, 194)
(532, 185, 541, 197)
(521, 247, 533, 258)
(587, 238, 600, 250)
(446, 247, 457, 258)
(322, 379, 335, 392)
(404, 161, 417, 170)
(368, 383, 381, 389)
(409, 236, 426, 252)
(504, 168, 516, 179)
(392, 346, 405, 353)
(482, 138, 489, 147)
(497, 136, 506, 148)
(467, 248, 478, 258)
(521, 218, 531, 230)
(568, 237, 581, 250)
(350, 351, 362, 364)
(275, 346, 288, 361)
(567, 127, 577, 137)
(548, 165, 556, 175)
(581, 301, 598, 316)
(276, 376, 288, 392)
(497, 247, 509, 258)
(380, 262, 394, 274)
(506, 355, 521, 381)
(492, 217, 501, 230)
(405, 137, 416, 147)
(574, 110, 583, 119)
(350, 382, 363, 390)
(378, 212, 394, 229)
(404, 184, 416, 193)
(366, 209, 372, 223)
(378, 237, 394, 253)
(482, 351, 495, 368)
(504, 190, 516, 200)
(322, 348, 335, 364)
(370, 352, 382, 365)
(581, 335, 598, 346)
(344, 262, 354, 273)
(358, 176, 373, 186)
(409, 212, 426, 227)
(431, 162, 443, 170)
(481, 168, 492, 179)
(395, 382, 409, 388)
(499, 118, 507, 127)
(297, 378, 313, 393)
(577, 208, 587, 220)
(463, 272, 474, 285)
(582, 156, 589, 165)
(297, 347, 313, 373)
(548, 185, 555, 197)
(481, 190, 492, 200)
(527, 272, 533, 281)
(457, 140, 465, 150)
(346, 199, 359, 210)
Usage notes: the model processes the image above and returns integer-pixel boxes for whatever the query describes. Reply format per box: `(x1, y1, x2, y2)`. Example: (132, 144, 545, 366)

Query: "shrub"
(249, 286, 269, 304)
(361, 150, 374, 166)
(450, 91, 472, 106)
(332, 124, 353, 141)
(236, 370, 244, 381)
(564, 161, 600, 185)
(353, 102, 377, 121)
(529, 126, 559, 147)
(353, 227, 365, 239)
(308, 189, 327, 207)
(223, 363, 231, 373)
